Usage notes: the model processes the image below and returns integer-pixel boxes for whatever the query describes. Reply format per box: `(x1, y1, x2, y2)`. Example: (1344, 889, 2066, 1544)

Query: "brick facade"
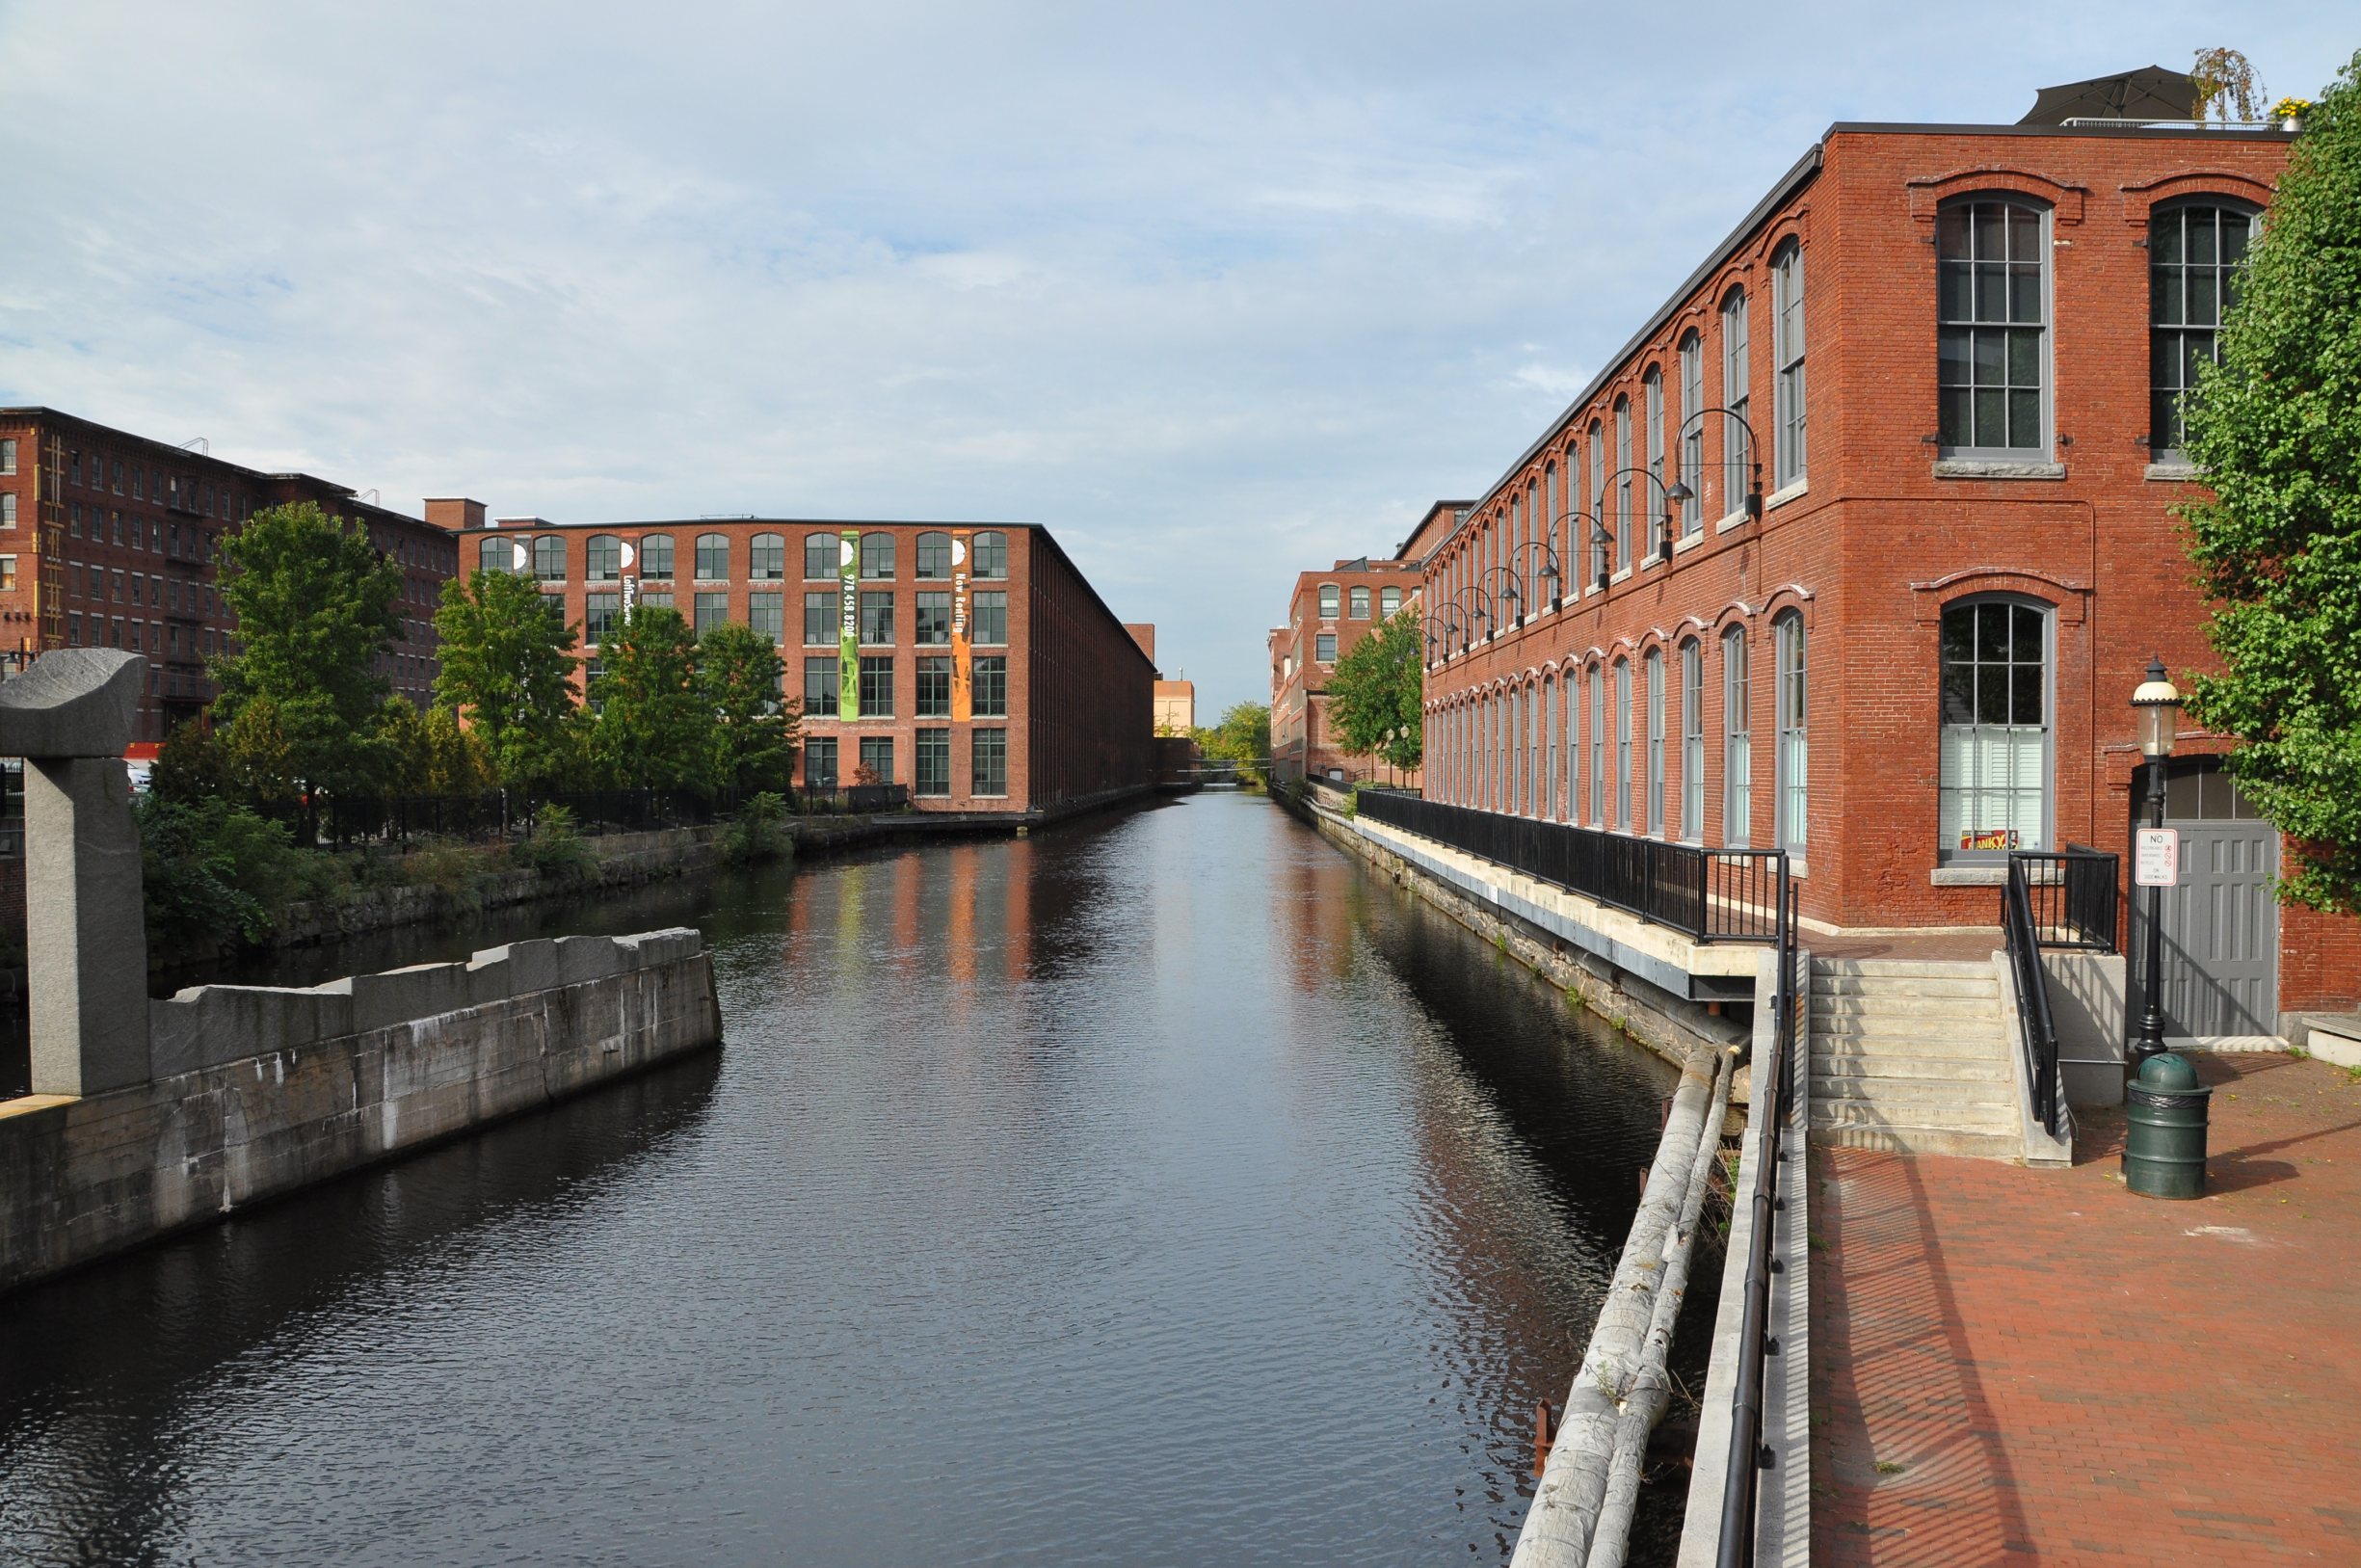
(1269, 553, 1425, 788)
(1414, 118, 2358, 1023)
(454, 516, 1154, 815)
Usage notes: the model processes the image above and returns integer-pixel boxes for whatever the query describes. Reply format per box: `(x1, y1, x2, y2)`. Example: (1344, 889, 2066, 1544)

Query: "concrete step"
(1807, 1122, 2026, 1160)
(1811, 974, 1997, 999)
(1814, 1097, 2020, 1134)
(1812, 1075, 2015, 1107)
(1811, 1013, 2003, 1045)
(1813, 958, 1996, 979)
(1811, 1053, 2012, 1083)
(1812, 995, 2001, 1023)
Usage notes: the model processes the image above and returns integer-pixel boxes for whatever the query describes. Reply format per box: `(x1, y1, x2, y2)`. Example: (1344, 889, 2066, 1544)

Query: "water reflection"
(3, 795, 1709, 1566)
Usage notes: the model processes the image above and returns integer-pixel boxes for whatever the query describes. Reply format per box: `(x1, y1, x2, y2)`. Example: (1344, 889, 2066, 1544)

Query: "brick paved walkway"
(1812, 1051, 2361, 1565)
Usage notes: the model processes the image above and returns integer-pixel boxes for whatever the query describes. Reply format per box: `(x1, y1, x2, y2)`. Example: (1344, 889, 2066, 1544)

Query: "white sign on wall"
(2135, 827, 2180, 888)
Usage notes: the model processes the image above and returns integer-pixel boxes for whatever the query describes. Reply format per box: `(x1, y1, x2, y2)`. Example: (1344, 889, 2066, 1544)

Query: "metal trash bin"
(2124, 1050, 2211, 1200)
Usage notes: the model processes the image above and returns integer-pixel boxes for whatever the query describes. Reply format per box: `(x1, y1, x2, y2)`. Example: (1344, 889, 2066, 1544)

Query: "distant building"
(1153, 678, 1195, 733)
(1267, 538, 1443, 788)
(452, 515, 1155, 816)
(0, 407, 460, 741)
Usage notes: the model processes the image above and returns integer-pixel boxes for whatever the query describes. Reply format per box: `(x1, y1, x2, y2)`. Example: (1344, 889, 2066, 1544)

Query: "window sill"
(1929, 865, 2007, 887)
(1714, 509, 1750, 535)
(1609, 567, 1632, 585)
(1931, 459, 2067, 481)
(2144, 461, 2206, 482)
(1764, 478, 1809, 511)
(1672, 528, 1706, 555)
(1787, 858, 1810, 880)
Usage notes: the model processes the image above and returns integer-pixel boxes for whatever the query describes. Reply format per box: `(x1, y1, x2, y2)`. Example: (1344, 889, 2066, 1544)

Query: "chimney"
(423, 497, 487, 533)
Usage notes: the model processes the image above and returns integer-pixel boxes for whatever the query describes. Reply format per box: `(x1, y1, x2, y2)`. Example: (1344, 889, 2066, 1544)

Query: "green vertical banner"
(838, 529, 861, 718)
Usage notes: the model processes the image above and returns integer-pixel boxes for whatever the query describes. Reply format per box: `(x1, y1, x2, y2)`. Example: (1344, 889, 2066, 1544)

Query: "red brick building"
(0, 408, 459, 741)
(1414, 100, 2356, 1036)
(451, 514, 1154, 816)
(1268, 546, 1433, 788)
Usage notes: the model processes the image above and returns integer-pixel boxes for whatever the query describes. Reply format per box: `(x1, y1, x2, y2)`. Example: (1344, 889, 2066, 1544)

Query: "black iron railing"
(1715, 872, 1797, 1568)
(2012, 845, 2121, 950)
(2002, 857, 2065, 1136)
(1352, 790, 1786, 943)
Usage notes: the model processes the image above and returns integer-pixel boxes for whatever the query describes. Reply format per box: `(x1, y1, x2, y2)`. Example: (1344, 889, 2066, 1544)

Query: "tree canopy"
(1323, 608, 1425, 774)
(210, 501, 404, 799)
(699, 621, 801, 791)
(587, 607, 712, 792)
(2178, 49, 2361, 912)
(1195, 701, 1271, 783)
(433, 567, 583, 792)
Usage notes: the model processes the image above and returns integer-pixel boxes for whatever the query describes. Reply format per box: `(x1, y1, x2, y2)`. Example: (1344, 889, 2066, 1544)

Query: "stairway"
(1808, 957, 2027, 1161)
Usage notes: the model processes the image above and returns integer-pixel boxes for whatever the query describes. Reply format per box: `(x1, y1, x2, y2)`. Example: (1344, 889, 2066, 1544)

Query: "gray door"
(2131, 761, 2279, 1037)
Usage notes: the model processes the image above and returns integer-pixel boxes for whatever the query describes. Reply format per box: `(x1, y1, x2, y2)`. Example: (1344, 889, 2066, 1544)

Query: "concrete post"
(0, 651, 150, 1098)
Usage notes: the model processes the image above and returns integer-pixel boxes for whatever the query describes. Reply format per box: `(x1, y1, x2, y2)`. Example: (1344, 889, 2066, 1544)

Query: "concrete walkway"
(1810, 1051, 2361, 1565)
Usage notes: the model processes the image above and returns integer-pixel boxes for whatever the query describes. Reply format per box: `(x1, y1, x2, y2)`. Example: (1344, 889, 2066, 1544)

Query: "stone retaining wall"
(0, 928, 720, 1295)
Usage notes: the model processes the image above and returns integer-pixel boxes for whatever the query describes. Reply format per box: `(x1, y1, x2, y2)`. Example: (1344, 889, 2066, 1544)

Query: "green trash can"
(2124, 1051, 2211, 1200)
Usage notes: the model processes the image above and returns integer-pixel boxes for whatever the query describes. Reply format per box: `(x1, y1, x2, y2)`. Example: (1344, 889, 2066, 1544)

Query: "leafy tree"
(377, 697, 433, 793)
(433, 567, 582, 792)
(587, 607, 713, 792)
(419, 704, 492, 794)
(1195, 701, 1272, 784)
(2178, 49, 2361, 912)
(698, 622, 800, 791)
(150, 721, 236, 803)
(2190, 47, 2266, 123)
(136, 793, 320, 950)
(1324, 607, 1425, 774)
(220, 695, 297, 806)
(211, 501, 405, 802)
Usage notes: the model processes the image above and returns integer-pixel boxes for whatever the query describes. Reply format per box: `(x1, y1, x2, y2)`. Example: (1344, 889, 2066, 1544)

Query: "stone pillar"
(25, 757, 150, 1094)
(0, 650, 151, 1099)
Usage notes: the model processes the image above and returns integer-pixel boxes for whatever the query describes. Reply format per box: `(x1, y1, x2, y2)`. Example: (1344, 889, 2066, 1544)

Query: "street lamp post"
(1451, 584, 1495, 650)
(1513, 540, 1563, 616)
(1668, 406, 1764, 529)
(1604, 466, 1680, 567)
(2131, 656, 2183, 1067)
(1482, 565, 1525, 630)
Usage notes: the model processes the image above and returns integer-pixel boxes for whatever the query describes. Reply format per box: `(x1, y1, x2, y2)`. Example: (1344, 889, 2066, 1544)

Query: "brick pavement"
(1812, 1051, 2361, 1565)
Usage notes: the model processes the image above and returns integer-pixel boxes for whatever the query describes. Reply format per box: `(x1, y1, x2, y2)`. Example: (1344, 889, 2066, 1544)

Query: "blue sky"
(3, 3, 2351, 712)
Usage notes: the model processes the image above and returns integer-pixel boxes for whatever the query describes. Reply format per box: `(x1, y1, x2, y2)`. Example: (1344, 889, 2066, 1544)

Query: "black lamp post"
(2131, 655, 2183, 1067)
(1422, 608, 1468, 666)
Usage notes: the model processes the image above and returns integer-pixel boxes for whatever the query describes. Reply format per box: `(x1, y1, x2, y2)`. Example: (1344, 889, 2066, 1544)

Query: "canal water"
(0, 792, 1716, 1566)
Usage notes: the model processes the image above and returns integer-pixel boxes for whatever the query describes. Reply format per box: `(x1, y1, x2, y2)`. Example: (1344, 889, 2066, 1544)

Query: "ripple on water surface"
(0, 794, 1711, 1567)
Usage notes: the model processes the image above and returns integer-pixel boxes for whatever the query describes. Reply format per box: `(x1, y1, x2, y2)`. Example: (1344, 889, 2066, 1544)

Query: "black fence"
(2002, 857, 2066, 1136)
(2010, 845, 2121, 951)
(262, 784, 911, 849)
(1352, 790, 1786, 943)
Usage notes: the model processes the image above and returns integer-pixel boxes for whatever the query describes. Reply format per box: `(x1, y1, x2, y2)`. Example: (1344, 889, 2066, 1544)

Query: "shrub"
(512, 803, 598, 882)
(136, 795, 307, 950)
(721, 790, 793, 864)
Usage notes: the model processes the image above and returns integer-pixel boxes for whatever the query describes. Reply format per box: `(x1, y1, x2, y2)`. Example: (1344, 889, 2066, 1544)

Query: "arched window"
(860, 532, 895, 579)
(1349, 586, 1370, 619)
(1772, 241, 1807, 488)
(639, 533, 675, 579)
(532, 534, 567, 582)
(916, 530, 953, 578)
(585, 534, 622, 582)
(1542, 461, 1559, 586)
(972, 530, 1008, 579)
(1678, 331, 1704, 535)
(750, 532, 785, 580)
(476, 535, 511, 575)
(1587, 422, 1606, 585)
(1380, 586, 1401, 617)
(1561, 664, 1577, 821)
(1588, 665, 1605, 827)
(1938, 198, 2049, 455)
(2150, 199, 2260, 457)
(804, 532, 838, 580)
(1723, 625, 1751, 846)
(1613, 656, 1632, 829)
(1940, 597, 2051, 860)
(1318, 583, 1340, 619)
(1643, 367, 1665, 563)
(1612, 395, 1632, 573)
(1775, 612, 1807, 853)
(1721, 286, 1750, 509)
(1646, 648, 1666, 835)
(696, 533, 730, 580)
(1680, 638, 1705, 841)
(1542, 677, 1556, 823)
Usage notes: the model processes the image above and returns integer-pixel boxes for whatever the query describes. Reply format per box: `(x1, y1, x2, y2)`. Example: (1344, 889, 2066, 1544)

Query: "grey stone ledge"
(1930, 865, 2009, 887)
(1931, 459, 2068, 481)
(2144, 461, 2206, 482)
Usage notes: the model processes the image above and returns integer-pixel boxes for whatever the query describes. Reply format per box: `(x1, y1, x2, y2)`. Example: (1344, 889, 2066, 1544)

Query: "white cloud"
(0, 1, 2351, 710)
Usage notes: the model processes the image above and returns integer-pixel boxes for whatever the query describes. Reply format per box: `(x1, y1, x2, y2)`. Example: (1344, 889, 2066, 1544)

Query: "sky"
(2, 4, 2352, 713)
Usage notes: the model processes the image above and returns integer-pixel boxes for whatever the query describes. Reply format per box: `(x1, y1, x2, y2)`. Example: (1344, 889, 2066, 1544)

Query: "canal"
(0, 792, 1716, 1566)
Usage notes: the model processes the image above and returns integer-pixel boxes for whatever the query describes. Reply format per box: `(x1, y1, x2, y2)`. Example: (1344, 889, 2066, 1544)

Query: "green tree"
(1324, 607, 1425, 774)
(220, 695, 297, 806)
(432, 568, 582, 792)
(149, 720, 236, 803)
(2178, 50, 2361, 912)
(211, 500, 405, 802)
(588, 607, 713, 792)
(698, 622, 801, 791)
(419, 704, 493, 794)
(1196, 701, 1273, 784)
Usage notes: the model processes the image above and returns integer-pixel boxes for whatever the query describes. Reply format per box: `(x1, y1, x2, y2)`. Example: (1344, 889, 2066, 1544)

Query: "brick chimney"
(423, 497, 487, 532)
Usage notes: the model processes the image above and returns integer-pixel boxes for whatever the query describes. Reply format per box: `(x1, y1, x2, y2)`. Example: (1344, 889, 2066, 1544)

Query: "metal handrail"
(2011, 846, 2121, 951)
(1715, 865, 1796, 1567)
(2003, 857, 2065, 1135)
(1352, 789, 1786, 943)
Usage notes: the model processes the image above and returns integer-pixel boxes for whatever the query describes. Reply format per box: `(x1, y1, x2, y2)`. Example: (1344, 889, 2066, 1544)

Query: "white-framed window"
(1772, 241, 1807, 488)
(750, 532, 786, 581)
(1721, 287, 1750, 510)
(586, 534, 623, 582)
(1562, 665, 1577, 821)
(0, 439, 14, 474)
(1643, 366, 1665, 560)
(2150, 199, 2261, 457)
(803, 532, 837, 580)
(1614, 657, 1631, 829)
(1315, 632, 1336, 663)
(1587, 424, 1606, 584)
(1939, 597, 2052, 860)
(1349, 586, 1370, 619)
(1589, 666, 1605, 826)
(1937, 198, 2050, 456)
(1678, 332, 1704, 536)
(1380, 586, 1401, 616)
(1723, 625, 1751, 846)
(531, 535, 566, 581)
(1681, 638, 1705, 840)
(698, 532, 731, 580)
(1613, 395, 1632, 572)
(1542, 677, 1557, 822)
(1318, 583, 1340, 619)
(1646, 648, 1665, 835)
(1775, 611, 1807, 854)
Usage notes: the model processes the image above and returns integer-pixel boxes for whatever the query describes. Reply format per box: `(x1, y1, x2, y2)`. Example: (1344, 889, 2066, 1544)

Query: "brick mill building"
(1410, 88, 2358, 1039)
(450, 513, 1155, 816)
(1267, 538, 1435, 789)
(0, 408, 460, 742)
